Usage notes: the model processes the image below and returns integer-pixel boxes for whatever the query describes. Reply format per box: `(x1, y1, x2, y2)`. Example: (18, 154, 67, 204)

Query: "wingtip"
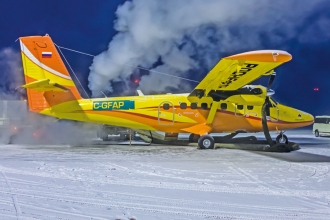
(224, 50, 292, 63)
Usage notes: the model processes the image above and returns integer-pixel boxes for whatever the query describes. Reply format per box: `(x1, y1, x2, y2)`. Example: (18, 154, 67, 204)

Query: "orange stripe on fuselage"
(74, 110, 195, 132)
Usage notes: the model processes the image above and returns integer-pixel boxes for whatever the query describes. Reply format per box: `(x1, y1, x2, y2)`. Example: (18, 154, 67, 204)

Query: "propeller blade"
(267, 89, 275, 96)
(267, 72, 276, 90)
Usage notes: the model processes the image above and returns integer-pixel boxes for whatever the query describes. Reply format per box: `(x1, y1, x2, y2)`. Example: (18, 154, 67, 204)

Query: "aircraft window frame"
(220, 103, 227, 110)
(237, 105, 244, 110)
(163, 103, 170, 110)
(180, 102, 187, 109)
(201, 103, 208, 110)
(247, 105, 254, 110)
(190, 103, 197, 109)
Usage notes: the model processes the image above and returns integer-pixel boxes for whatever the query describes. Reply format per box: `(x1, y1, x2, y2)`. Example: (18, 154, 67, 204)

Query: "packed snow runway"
(0, 130, 330, 220)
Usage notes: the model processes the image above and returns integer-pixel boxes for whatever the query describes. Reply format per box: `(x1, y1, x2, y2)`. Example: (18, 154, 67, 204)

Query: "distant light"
(314, 88, 319, 91)
(134, 79, 139, 83)
(14, 127, 17, 130)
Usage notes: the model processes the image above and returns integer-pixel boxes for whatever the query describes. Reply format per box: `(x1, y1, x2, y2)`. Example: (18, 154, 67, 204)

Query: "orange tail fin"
(19, 34, 82, 112)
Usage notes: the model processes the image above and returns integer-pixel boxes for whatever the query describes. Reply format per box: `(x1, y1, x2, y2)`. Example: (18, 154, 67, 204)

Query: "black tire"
(276, 134, 288, 144)
(189, 133, 200, 142)
(315, 130, 319, 137)
(198, 135, 215, 149)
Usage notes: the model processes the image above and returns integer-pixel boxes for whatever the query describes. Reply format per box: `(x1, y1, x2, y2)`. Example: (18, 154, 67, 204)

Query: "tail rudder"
(19, 34, 82, 112)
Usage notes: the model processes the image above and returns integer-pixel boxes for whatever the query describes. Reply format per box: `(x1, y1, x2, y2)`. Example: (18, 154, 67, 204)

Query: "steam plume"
(0, 48, 24, 99)
(88, 0, 329, 96)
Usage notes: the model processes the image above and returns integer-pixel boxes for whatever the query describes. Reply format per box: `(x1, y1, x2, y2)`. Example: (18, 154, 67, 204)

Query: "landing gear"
(276, 133, 288, 144)
(189, 133, 200, 142)
(198, 135, 215, 150)
(262, 99, 290, 146)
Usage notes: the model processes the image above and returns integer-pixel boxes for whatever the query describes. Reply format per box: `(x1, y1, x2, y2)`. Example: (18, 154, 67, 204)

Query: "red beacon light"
(314, 87, 319, 91)
(134, 79, 139, 83)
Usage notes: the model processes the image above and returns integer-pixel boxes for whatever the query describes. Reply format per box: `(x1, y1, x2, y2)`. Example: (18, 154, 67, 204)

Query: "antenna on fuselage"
(101, 91, 108, 98)
(136, 90, 144, 96)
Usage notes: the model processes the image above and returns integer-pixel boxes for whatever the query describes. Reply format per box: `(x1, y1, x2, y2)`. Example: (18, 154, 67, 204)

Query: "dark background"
(0, 0, 329, 116)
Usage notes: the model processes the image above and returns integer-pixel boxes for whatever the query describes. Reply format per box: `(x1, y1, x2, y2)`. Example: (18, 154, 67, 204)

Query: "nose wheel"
(276, 132, 288, 144)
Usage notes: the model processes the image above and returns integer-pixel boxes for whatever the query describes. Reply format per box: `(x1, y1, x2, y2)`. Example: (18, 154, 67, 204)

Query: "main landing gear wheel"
(276, 134, 288, 144)
(315, 130, 319, 137)
(198, 135, 215, 150)
(189, 134, 200, 142)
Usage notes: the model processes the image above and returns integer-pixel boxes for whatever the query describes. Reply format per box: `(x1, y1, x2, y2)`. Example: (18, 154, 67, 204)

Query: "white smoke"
(88, 0, 328, 96)
(0, 48, 24, 99)
(0, 49, 98, 145)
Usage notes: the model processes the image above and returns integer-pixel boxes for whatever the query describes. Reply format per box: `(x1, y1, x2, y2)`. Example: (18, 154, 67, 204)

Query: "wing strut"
(206, 101, 220, 125)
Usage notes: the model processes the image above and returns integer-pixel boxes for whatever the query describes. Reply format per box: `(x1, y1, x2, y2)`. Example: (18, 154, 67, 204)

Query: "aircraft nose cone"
(307, 113, 314, 123)
(301, 112, 314, 125)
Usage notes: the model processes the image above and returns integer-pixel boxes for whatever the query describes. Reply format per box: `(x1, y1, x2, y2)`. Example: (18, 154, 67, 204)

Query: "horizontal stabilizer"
(22, 79, 69, 92)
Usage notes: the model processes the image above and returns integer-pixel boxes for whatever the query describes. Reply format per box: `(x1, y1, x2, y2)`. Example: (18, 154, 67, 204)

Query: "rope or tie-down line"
(55, 44, 199, 84)
(55, 43, 90, 98)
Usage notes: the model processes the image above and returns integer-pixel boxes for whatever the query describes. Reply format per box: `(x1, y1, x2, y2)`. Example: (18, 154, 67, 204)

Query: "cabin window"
(220, 103, 227, 110)
(191, 103, 197, 109)
(201, 103, 208, 110)
(163, 103, 170, 110)
(180, 102, 187, 109)
(237, 105, 244, 110)
(247, 105, 254, 110)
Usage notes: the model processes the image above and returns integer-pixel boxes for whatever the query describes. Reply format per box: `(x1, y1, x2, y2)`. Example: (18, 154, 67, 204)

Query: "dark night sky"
(0, 0, 329, 117)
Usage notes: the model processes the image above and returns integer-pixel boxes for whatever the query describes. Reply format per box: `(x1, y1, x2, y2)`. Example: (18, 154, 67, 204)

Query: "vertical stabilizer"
(19, 35, 82, 112)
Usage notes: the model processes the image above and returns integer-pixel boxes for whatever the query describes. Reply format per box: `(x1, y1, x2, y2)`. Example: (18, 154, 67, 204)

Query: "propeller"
(266, 72, 276, 96)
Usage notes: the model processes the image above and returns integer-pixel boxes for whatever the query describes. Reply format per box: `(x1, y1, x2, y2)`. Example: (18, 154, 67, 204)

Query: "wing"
(189, 50, 292, 100)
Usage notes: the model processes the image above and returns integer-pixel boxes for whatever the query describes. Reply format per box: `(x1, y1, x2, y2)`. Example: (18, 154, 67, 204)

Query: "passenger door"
(158, 101, 175, 126)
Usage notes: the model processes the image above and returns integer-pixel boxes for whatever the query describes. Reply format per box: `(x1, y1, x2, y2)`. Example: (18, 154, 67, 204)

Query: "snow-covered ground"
(0, 129, 330, 220)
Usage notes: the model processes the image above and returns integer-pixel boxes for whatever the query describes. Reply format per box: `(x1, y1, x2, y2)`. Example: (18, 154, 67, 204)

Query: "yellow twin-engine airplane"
(19, 35, 314, 149)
